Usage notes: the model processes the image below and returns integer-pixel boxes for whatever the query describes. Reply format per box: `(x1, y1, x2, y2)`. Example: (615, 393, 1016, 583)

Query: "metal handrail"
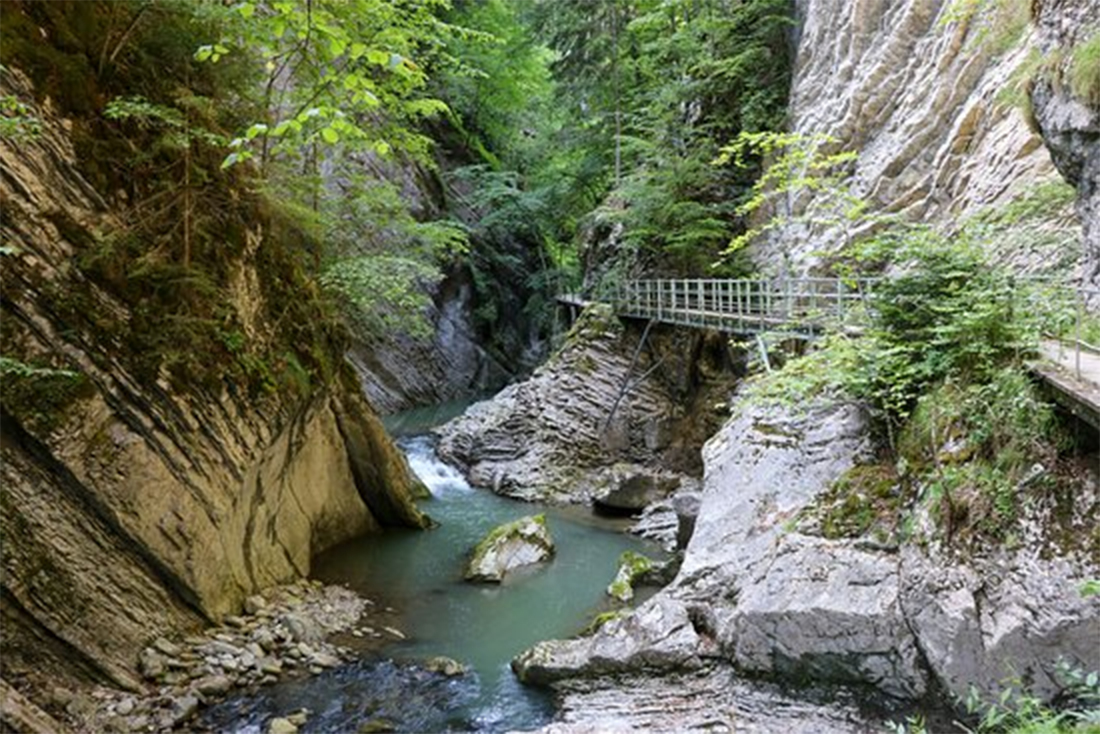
(571, 276, 1099, 381)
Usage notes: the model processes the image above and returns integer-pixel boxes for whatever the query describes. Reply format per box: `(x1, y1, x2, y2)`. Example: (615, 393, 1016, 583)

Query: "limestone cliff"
(1030, 0, 1100, 286)
(763, 0, 1082, 275)
(513, 399, 1100, 709)
(0, 68, 427, 700)
(435, 305, 738, 503)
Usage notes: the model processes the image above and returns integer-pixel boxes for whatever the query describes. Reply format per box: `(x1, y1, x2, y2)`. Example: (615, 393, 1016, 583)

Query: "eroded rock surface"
(514, 397, 1099, 706)
(521, 667, 886, 734)
(766, 0, 1078, 275)
(465, 515, 556, 583)
(513, 400, 931, 697)
(901, 547, 1100, 702)
(1029, 0, 1100, 286)
(0, 68, 427, 704)
(436, 306, 734, 502)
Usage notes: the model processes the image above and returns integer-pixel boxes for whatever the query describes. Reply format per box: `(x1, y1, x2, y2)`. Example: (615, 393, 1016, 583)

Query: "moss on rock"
(464, 514, 555, 583)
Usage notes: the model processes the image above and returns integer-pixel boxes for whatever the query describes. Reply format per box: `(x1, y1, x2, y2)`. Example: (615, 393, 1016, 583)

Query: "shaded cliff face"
(435, 306, 739, 503)
(1029, 0, 1100, 286)
(342, 144, 548, 415)
(0, 70, 427, 696)
(763, 0, 1079, 274)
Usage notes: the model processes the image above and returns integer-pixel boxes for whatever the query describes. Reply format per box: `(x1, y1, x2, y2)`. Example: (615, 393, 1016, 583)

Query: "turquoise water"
(311, 435, 661, 730)
(202, 433, 662, 733)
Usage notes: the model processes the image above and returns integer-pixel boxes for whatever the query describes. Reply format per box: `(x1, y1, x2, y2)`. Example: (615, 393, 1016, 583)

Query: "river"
(201, 405, 663, 733)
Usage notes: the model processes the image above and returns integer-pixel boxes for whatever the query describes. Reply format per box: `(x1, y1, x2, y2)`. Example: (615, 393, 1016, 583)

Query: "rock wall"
(0, 70, 427, 699)
(350, 267, 514, 414)
(435, 305, 738, 503)
(762, 0, 1080, 275)
(1029, 0, 1100, 287)
(342, 145, 547, 415)
(514, 398, 1100, 705)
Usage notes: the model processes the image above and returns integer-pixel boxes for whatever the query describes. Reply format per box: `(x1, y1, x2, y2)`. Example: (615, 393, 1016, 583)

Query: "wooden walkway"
(1035, 341, 1100, 429)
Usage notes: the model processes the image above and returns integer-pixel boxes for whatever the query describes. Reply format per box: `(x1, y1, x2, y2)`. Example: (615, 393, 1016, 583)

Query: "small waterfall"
(398, 436, 473, 498)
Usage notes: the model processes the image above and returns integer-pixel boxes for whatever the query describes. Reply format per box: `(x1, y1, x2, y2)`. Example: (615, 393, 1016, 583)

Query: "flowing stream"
(203, 402, 663, 733)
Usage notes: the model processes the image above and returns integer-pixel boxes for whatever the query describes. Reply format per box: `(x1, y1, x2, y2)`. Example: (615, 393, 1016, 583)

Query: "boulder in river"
(606, 551, 655, 602)
(593, 465, 682, 514)
(464, 515, 555, 583)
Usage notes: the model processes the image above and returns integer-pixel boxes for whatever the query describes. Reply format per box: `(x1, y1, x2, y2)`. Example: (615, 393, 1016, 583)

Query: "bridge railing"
(596, 278, 881, 335)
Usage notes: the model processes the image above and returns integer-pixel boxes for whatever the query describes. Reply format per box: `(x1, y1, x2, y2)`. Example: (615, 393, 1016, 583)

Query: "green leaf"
(321, 126, 339, 144)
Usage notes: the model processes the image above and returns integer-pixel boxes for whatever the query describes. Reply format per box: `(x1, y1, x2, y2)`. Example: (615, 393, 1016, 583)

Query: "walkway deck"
(558, 278, 1100, 429)
(1035, 341, 1100, 429)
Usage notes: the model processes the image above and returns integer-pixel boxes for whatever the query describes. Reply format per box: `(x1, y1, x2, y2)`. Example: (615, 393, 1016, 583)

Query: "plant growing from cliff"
(0, 91, 40, 141)
(941, 0, 1030, 57)
(714, 131, 871, 272)
(1069, 31, 1100, 106)
(855, 226, 1037, 419)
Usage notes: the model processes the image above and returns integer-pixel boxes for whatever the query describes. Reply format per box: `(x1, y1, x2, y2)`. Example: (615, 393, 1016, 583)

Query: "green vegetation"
(0, 89, 40, 140)
(941, 0, 1030, 56)
(748, 221, 1090, 551)
(525, 0, 795, 277)
(607, 550, 654, 602)
(716, 131, 865, 266)
(890, 662, 1100, 733)
(1, 0, 801, 409)
(1069, 31, 1100, 106)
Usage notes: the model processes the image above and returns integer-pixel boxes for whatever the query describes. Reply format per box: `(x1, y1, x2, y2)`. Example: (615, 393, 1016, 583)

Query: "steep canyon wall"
(0, 70, 426, 699)
(762, 0, 1094, 277)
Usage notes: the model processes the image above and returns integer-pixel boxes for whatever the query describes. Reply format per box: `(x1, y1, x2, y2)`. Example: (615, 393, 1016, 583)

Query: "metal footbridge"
(560, 277, 878, 338)
(558, 277, 1100, 429)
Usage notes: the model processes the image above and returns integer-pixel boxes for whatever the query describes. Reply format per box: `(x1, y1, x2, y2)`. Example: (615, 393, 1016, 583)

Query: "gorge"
(1, 0, 1099, 733)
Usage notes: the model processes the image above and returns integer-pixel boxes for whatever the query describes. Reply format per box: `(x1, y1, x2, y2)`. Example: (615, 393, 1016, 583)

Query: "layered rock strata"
(435, 305, 736, 503)
(765, 0, 1079, 275)
(514, 399, 1100, 706)
(0, 69, 426, 704)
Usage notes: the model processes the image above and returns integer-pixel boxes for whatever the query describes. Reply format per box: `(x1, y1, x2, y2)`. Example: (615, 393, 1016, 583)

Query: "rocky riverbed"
(508, 396, 1100, 719)
(46, 580, 409, 734)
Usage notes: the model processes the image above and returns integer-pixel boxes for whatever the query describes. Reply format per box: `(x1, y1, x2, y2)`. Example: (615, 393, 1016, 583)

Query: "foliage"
(898, 370, 1064, 540)
(0, 90, 41, 140)
(0, 356, 86, 434)
(1069, 31, 1100, 106)
(887, 665, 1100, 734)
(716, 131, 864, 265)
(747, 221, 1082, 547)
(741, 332, 862, 407)
(321, 256, 441, 340)
(434, 0, 554, 170)
(955, 666, 1100, 734)
(855, 226, 1037, 419)
(198, 0, 456, 169)
(530, 0, 796, 275)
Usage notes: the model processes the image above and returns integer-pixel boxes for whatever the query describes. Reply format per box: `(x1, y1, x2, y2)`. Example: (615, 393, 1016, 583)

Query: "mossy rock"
(464, 514, 555, 583)
(606, 550, 655, 602)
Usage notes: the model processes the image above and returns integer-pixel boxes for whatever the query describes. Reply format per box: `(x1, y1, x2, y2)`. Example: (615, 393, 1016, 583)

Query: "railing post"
(1077, 288, 1083, 380)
